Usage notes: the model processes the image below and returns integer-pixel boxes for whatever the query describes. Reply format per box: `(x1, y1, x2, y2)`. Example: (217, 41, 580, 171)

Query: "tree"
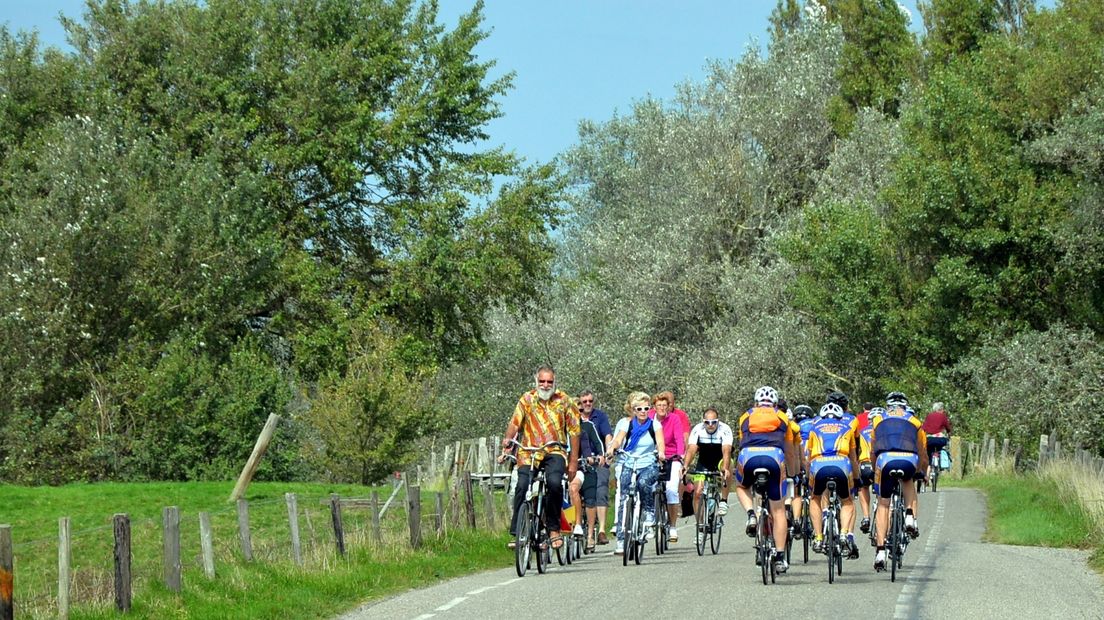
(0, 0, 562, 483)
(919, 0, 1000, 66)
(826, 0, 920, 136)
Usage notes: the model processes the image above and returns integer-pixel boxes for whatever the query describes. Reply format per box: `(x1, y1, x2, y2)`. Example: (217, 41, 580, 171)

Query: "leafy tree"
(826, 0, 920, 136)
(918, 0, 1000, 66)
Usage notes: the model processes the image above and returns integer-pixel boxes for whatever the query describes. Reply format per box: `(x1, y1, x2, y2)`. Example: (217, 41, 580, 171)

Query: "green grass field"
(961, 473, 1096, 549)
(1, 481, 512, 619)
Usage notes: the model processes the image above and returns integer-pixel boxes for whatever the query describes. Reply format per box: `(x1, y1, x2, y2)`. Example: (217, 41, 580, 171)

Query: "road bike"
(692, 468, 725, 556)
(503, 440, 567, 578)
(794, 473, 813, 564)
(823, 479, 844, 584)
(654, 459, 672, 555)
(885, 469, 911, 582)
(752, 468, 777, 585)
(617, 452, 659, 567)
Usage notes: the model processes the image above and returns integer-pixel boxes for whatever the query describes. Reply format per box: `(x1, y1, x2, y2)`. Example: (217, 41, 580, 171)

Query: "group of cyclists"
(499, 365, 953, 576)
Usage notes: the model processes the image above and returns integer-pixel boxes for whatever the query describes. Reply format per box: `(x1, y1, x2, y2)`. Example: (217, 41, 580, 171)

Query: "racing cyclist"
(684, 407, 734, 544)
(871, 392, 928, 571)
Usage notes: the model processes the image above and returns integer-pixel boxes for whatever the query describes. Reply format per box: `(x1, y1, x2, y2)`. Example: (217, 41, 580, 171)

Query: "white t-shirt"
(689, 421, 734, 446)
(614, 416, 663, 469)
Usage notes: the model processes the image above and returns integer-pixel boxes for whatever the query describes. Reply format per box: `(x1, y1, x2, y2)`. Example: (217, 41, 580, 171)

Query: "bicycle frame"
(752, 469, 777, 585)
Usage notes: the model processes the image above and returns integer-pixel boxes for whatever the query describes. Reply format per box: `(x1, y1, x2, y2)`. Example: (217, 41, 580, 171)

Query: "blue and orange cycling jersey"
(797, 417, 817, 444)
(806, 417, 857, 461)
(858, 426, 874, 463)
(870, 406, 926, 457)
(738, 405, 797, 451)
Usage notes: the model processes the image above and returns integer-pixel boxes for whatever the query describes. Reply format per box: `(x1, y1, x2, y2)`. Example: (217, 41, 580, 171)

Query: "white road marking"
(894, 492, 946, 619)
(466, 585, 496, 595)
(435, 597, 468, 611)
(412, 615, 436, 620)
(495, 577, 522, 586)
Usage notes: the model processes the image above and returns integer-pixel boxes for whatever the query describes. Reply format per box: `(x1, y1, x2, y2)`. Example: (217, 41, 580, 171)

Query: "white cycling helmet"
(869, 406, 886, 419)
(754, 386, 778, 405)
(819, 402, 844, 419)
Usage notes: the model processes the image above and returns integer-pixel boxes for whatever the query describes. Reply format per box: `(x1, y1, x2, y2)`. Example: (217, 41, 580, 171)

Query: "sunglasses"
(579, 399, 594, 405)
(633, 406, 650, 413)
(703, 419, 719, 425)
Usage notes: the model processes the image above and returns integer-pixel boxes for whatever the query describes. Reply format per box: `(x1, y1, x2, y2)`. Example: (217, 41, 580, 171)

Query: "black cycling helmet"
(793, 404, 815, 420)
(886, 391, 908, 407)
(826, 391, 849, 409)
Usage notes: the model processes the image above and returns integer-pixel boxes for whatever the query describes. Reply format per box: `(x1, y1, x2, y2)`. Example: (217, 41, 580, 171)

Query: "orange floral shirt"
(509, 389, 581, 467)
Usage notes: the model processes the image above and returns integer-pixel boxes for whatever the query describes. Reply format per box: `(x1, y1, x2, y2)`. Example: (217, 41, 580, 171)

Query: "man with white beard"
(501, 365, 581, 551)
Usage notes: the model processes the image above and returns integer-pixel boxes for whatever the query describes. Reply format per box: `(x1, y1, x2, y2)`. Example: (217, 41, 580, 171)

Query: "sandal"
(586, 539, 596, 552)
(549, 533, 564, 549)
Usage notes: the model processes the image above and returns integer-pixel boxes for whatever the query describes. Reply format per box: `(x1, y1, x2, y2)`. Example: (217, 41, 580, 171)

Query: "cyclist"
(501, 366, 581, 551)
(856, 402, 874, 431)
(826, 391, 861, 555)
(787, 403, 817, 539)
(569, 406, 607, 550)
(651, 391, 690, 543)
(856, 408, 880, 534)
(605, 391, 666, 555)
(684, 407, 734, 544)
(734, 386, 800, 574)
(871, 392, 928, 571)
(572, 391, 614, 545)
(806, 402, 861, 558)
(920, 401, 953, 491)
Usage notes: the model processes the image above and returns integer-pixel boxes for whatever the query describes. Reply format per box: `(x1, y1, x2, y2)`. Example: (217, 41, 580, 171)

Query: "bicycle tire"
(759, 506, 770, 585)
(535, 511, 548, 575)
(514, 503, 530, 578)
(622, 494, 634, 567)
(710, 494, 722, 555)
(932, 465, 940, 493)
(694, 492, 706, 556)
(655, 489, 665, 556)
(827, 512, 836, 584)
(889, 500, 901, 582)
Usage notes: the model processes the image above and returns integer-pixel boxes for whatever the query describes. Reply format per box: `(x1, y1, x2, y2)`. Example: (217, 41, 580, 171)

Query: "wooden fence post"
(407, 483, 422, 549)
(1, 524, 12, 620)
(463, 472, 477, 529)
(286, 493, 302, 567)
(162, 506, 182, 593)
(236, 499, 253, 561)
(229, 413, 281, 502)
(483, 481, 495, 529)
(329, 494, 346, 557)
(1001, 438, 1010, 460)
(1053, 440, 1062, 461)
(113, 514, 131, 611)
(59, 517, 71, 619)
(1038, 434, 1048, 469)
(370, 490, 382, 544)
(950, 436, 963, 479)
(435, 492, 445, 537)
(199, 512, 216, 579)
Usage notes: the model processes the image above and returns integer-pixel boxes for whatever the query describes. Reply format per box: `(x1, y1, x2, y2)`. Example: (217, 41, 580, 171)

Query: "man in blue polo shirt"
(568, 390, 614, 546)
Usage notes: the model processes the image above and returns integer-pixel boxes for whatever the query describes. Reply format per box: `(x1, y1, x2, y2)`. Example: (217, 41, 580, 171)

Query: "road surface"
(339, 488, 1104, 620)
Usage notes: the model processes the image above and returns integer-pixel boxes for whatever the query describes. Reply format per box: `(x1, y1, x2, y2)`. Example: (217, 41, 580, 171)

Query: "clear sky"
(3, 0, 929, 167)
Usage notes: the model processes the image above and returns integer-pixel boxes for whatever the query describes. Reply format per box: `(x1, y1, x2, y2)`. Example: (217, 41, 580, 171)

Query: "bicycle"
(654, 458, 675, 556)
(823, 480, 844, 584)
(751, 468, 778, 585)
(794, 473, 813, 564)
(884, 469, 911, 582)
(616, 451, 658, 567)
(572, 455, 600, 559)
(502, 439, 567, 578)
(691, 468, 724, 556)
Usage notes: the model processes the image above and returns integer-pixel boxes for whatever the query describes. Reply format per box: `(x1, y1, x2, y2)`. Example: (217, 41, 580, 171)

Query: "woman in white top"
(605, 391, 666, 555)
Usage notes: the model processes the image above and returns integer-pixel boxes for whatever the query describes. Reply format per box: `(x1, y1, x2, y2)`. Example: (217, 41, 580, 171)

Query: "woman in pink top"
(651, 391, 690, 542)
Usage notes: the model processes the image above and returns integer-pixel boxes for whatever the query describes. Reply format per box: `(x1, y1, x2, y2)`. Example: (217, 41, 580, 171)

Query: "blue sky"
(4, 0, 929, 167)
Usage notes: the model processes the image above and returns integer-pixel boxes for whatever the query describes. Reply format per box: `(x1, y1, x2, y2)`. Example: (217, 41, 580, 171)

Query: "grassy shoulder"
(0, 481, 512, 619)
(950, 472, 1104, 572)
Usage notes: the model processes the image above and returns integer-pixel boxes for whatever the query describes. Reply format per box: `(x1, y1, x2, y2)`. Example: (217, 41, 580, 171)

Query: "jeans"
(616, 463, 659, 542)
(510, 454, 566, 536)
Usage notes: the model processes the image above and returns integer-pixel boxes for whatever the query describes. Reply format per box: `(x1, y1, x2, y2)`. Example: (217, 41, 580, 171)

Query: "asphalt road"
(338, 488, 1104, 620)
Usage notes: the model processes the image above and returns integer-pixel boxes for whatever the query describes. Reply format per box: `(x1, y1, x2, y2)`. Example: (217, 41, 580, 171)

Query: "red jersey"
(856, 409, 871, 431)
(921, 410, 952, 435)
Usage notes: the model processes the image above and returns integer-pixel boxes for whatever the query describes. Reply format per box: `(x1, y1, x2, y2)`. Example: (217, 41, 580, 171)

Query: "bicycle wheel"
(622, 494, 634, 567)
(758, 508, 770, 585)
(634, 496, 645, 565)
(694, 491, 707, 556)
(710, 496, 723, 555)
(514, 503, 530, 578)
(889, 504, 901, 582)
(555, 535, 565, 566)
(827, 513, 836, 584)
(655, 489, 665, 556)
(932, 466, 940, 493)
(801, 504, 811, 564)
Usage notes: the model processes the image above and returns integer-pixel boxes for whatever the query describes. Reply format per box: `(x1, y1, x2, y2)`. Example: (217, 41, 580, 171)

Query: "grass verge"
(1, 481, 512, 619)
(954, 468, 1104, 573)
